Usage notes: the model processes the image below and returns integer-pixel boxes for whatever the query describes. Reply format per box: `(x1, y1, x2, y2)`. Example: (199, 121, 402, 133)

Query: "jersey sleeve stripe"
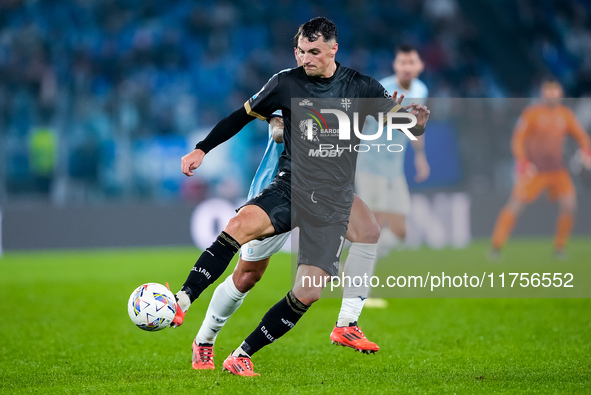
(244, 101, 267, 121)
(381, 104, 402, 125)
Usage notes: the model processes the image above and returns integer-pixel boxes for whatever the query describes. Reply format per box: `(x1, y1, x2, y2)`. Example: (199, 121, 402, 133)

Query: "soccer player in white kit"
(189, 28, 390, 370)
(356, 44, 430, 258)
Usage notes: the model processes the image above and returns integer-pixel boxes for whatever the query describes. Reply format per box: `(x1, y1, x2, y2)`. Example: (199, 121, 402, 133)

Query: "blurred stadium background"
(1, 0, 591, 252)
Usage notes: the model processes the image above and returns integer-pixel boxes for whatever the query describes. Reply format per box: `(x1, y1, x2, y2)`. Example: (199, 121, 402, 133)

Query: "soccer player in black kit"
(172, 17, 430, 376)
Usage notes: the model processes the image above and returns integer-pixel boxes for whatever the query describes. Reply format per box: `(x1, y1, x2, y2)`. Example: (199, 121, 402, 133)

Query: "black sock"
(240, 290, 309, 356)
(181, 231, 240, 302)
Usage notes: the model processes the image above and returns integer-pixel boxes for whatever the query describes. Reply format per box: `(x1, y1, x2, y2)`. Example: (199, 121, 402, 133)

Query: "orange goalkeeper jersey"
(511, 103, 590, 172)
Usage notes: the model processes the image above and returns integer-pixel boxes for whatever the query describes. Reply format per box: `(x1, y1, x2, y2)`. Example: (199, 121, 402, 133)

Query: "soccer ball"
(127, 283, 177, 331)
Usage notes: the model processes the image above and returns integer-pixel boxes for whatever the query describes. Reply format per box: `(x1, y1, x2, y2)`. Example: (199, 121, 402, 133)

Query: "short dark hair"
(540, 76, 561, 87)
(396, 44, 419, 55)
(300, 17, 337, 43)
(293, 24, 303, 48)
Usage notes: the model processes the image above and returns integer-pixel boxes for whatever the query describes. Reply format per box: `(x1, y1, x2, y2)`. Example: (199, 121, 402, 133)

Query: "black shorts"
(242, 176, 349, 277)
(242, 175, 292, 235)
(292, 198, 348, 278)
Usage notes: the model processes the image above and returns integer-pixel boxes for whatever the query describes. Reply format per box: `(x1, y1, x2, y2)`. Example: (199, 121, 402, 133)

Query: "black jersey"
(244, 63, 398, 213)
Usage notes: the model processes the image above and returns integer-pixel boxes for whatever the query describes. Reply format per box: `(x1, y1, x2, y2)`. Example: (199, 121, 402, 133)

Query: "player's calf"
(230, 290, 309, 362)
(174, 231, 241, 321)
(232, 257, 270, 293)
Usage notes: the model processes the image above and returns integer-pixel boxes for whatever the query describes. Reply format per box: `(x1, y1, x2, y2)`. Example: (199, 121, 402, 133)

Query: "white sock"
(337, 242, 377, 327)
(195, 275, 248, 345)
(231, 344, 250, 358)
(175, 290, 191, 313)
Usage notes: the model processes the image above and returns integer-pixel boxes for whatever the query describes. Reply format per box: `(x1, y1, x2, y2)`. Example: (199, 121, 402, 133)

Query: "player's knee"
(224, 216, 244, 240)
(358, 221, 381, 243)
(224, 216, 259, 245)
(292, 285, 322, 305)
(561, 205, 576, 215)
(347, 217, 381, 243)
(398, 227, 407, 240)
(559, 197, 576, 214)
(506, 199, 525, 215)
(391, 224, 406, 240)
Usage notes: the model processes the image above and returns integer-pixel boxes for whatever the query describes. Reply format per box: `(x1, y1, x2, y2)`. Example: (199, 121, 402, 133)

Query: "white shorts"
(355, 172, 411, 215)
(240, 232, 291, 261)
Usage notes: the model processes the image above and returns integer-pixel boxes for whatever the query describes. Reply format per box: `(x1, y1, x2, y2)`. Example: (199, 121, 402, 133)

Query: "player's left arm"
(410, 136, 430, 182)
(411, 86, 430, 182)
(182, 72, 285, 176)
(370, 83, 430, 137)
(269, 116, 284, 143)
(402, 102, 430, 135)
(565, 108, 591, 164)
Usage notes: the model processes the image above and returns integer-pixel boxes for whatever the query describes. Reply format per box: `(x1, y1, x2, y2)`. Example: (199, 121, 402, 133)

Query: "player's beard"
(304, 65, 318, 76)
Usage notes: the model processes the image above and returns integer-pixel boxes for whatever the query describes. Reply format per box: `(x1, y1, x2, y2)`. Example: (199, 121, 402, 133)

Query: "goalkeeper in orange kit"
(491, 79, 591, 259)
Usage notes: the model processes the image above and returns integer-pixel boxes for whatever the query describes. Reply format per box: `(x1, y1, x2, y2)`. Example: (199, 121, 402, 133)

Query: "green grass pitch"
(1, 238, 590, 394)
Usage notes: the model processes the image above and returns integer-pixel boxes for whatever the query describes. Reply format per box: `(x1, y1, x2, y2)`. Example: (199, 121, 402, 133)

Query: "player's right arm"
(181, 107, 257, 176)
(511, 108, 534, 174)
(182, 72, 284, 177)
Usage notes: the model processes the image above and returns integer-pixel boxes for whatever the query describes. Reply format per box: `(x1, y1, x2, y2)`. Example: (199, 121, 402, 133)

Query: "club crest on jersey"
(299, 119, 319, 141)
(299, 99, 313, 106)
(341, 98, 351, 111)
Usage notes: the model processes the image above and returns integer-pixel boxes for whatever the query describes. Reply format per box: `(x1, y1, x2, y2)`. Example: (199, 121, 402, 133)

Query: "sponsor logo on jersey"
(308, 148, 345, 157)
(307, 143, 404, 157)
(303, 108, 418, 142)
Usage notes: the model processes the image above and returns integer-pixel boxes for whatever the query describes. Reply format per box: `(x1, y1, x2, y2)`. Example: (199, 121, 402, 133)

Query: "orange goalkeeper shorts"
(511, 168, 575, 203)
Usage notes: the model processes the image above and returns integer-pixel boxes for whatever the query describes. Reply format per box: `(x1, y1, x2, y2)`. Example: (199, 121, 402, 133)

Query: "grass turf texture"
(1, 238, 589, 394)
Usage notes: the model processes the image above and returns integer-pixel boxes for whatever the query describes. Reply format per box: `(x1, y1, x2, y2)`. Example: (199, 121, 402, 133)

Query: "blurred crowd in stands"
(1, 0, 590, 203)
